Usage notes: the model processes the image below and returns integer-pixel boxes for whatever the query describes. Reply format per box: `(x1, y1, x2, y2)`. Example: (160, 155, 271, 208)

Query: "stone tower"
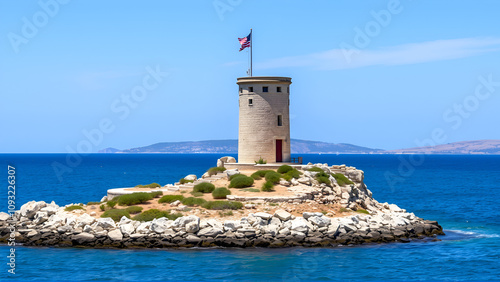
(237, 76, 292, 163)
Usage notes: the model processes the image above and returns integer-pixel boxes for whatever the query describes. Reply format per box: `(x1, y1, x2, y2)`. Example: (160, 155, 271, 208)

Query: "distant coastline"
(99, 139, 500, 155)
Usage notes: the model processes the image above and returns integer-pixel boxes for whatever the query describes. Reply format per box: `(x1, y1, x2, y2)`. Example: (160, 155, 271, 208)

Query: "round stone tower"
(237, 76, 292, 164)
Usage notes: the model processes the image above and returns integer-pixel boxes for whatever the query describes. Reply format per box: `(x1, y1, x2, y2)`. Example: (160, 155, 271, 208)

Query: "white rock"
(20, 201, 47, 219)
(223, 220, 241, 232)
(33, 211, 48, 225)
(244, 204, 256, 209)
(185, 221, 200, 233)
(225, 169, 240, 178)
(136, 222, 151, 234)
(83, 225, 93, 233)
(77, 213, 96, 227)
(262, 224, 279, 236)
(108, 229, 123, 241)
(151, 218, 172, 233)
(174, 215, 200, 227)
(96, 218, 116, 229)
(170, 200, 181, 207)
(253, 212, 273, 220)
(308, 216, 331, 227)
(89, 211, 96, 216)
(274, 209, 292, 221)
(40, 205, 58, 216)
(197, 227, 223, 237)
(297, 177, 311, 185)
(184, 174, 197, 181)
(100, 196, 108, 202)
(302, 212, 323, 219)
(73, 232, 95, 244)
(279, 180, 290, 187)
(290, 217, 308, 233)
(120, 223, 136, 236)
(0, 212, 10, 221)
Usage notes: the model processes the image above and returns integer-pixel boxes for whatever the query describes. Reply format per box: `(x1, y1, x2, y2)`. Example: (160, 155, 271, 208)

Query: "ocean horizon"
(1, 153, 499, 281)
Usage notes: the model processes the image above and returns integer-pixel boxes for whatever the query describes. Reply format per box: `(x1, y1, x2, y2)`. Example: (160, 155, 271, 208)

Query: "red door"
(276, 139, 283, 162)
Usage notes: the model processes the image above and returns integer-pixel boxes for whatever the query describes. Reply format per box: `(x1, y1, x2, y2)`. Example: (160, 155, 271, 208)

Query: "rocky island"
(0, 159, 444, 249)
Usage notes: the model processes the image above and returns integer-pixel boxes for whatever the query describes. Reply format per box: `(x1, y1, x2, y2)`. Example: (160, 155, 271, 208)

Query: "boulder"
(120, 224, 136, 236)
(217, 156, 236, 167)
(136, 222, 151, 234)
(33, 211, 48, 225)
(77, 213, 96, 227)
(40, 205, 58, 216)
(274, 210, 292, 221)
(184, 174, 197, 181)
(302, 212, 323, 219)
(100, 196, 108, 202)
(223, 220, 241, 232)
(279, 180, 290, 187)
(226, 169, 240, 178)
(197, 227, 223, 237)
(186, 235, 201, 243)
(83, 225, 93, 233)
(170, 200, 181, 207)
(290, 217, 308, 233)
(20, 201, 47, 219)
(96, 218, 116, 229)
(0, 212, 10, 221)
(253, 212, 273, 220)
(108, 229, 123, 241)
(72, 232, 95, 244)
(297, 177, 311, 185)
(151, 218, 172, 233)
(291, 178, 300, 186)
(185, 221, 200, 233)
(174, 215, 200, 228)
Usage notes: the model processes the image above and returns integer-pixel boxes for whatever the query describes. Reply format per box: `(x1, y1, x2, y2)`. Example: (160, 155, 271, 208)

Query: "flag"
(238, 32, 251, 51)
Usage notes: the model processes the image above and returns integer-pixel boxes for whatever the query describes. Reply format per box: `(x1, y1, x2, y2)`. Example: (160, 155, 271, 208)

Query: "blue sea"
(1, 154, 499, 281)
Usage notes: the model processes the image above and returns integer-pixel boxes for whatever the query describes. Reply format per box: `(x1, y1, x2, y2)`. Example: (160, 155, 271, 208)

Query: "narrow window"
(248, 98, 253, 105)
(287, 87, 289, 93)
(239, 87, 242, 93)
(249, 86, 253, 92)
(263, 86, 268, 92)
(277, 87, 282, 92)
(277, 115, 283, 126)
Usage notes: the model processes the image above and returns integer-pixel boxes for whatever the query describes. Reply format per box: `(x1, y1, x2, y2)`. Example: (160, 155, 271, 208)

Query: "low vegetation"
(106, 200, 117, 208)
(332, 173, 354, 186)
(132, 209, 182, 222)
(190, 191, 204, 197)
(116, 193, 154, 206)
(87, 201, 101, 205)
(151, 191, 163, 198)
(356, 209, 370, 214)
(101, 209, 130, 221)
(308, 167, 324, 173)
(255, 157, 267, 164)
(64, 205, 84, 212)
(282, 169, 301, 181)
(202, 201, 243, 210)
(158, 195, 185, 204)
(135, 183, 161, 188)
(315, 171, 331, 186)
(179, 178, 194, 184)
(250, 170, 274, 180)
(99, 204, 106, 211)
(193, 182, 216, 193)
(207, 166, 226, 176)
(181, 197, 207, 206)
(229, 175, 254, 188)
(262, 181, 274, 192)
(264, 171, 281, 184)
(218, 210, 234, 217)
(229, 174, 246, 181)
(125, 206, 143, 214)
(242, 188, 260, 192)
(277, 165, 293, 174)
(212, 187, 231, 199)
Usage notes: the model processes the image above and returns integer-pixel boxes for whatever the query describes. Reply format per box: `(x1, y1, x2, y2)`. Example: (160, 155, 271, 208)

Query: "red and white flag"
(238, 32, 251, 51)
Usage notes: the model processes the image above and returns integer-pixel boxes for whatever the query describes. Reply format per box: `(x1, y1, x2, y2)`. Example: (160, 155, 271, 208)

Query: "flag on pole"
(238, 32, 251, 51)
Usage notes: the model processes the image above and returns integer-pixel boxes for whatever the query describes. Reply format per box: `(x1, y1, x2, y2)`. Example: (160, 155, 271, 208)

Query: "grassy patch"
(250, 170, 275, 180)
(64, 205, 84, 212)
(255, 157, 267, 164)
(356, 209, 370, 214)
(218, 210, 234, 217)
(179, 178, 194, 184)
(229, 175, 254, 188)
(207, 167, 226, 176)
(99, 204, 106, 211)
(181, 197, 207, 206)
(87, 201, 101, 205)
(269, 203, 279, 206)
(151, 191, 163, 198)
(193, 182, 216, 193)
(331, 173, 354, 186)
(262, 181, 274, 192)
(242, 188, 260, 192)
(107, 200, 117, 208)
(190, 191, 204, 197)
(101, 209, 130, 221)
(265, 171, 281, 184)
(202, 201, 243, 210)
(212, 187, 231, 199)
(316, 176, 331, 186)
(158, 195, 185, 204)
(116, 193, 154, 206)
(339, 207, 349, 213)
(229, 174, 246, 181)
(308, 167, 324, 172)
(277, 165, 293, 174)
(135, 183, 161, 188)
(132, 209, 182, 222)
(282, 169, 301, 181)
(125, 206, 143, 214)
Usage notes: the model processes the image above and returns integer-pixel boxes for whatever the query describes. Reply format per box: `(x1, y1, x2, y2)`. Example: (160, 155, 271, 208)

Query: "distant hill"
(387, 140, 500, 154)
(98, 139, 382, 154)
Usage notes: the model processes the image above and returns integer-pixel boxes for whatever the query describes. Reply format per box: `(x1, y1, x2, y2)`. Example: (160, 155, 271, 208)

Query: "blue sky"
(1, 0, 500, 153)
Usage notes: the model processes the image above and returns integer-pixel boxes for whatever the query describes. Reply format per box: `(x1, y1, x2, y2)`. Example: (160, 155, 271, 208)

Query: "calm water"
(0, 154, 499, 281)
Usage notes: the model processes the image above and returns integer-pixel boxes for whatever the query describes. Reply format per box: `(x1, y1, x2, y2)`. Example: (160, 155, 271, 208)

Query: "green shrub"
(65, 205, 84, 212)
(190, 191, 204, 197)
(316, 176, 331, 186)
(193, 182, 216, 193)
(250, 170, 274, 180)
(179, 178, 194, 184)
(87, 201, 101, 205)
(356, 209, 370, 214)
(101, 209, 130, 221)
(132, 209, 182, 222)
(116, 192, 154, 206)
(99, 204, 106, 211)
(229, 174, 246, 181)
(107, 200, 117, 208)
(212, 187, 231, 199)
(218, 210, 233, 217)
(242, 188, 260, 192)
(158, 195, 185, 203)
(151, 191, 163, 198)
(135, 183, 161, 188)
(229, 175, 254, 188)
(308, 167, 324, 172)
(277, 165, 293, 174)
(262, 181, 274, 192)
(255, 157, 267, 164)
(332, 173, 354, 186)
(207, 167, 226, 176)
(265, 171, 281, 184)
(181, 197, 207, 206)
(125, 206, 143, 214)
(339, 207, 349, 213)
(282, 169, 301, 181)
(316, 171, 329, 178)
(202, 201, 243, 210)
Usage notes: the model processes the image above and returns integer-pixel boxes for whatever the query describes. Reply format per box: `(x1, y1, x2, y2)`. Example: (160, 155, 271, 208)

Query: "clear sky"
(1, 0, 500, 153)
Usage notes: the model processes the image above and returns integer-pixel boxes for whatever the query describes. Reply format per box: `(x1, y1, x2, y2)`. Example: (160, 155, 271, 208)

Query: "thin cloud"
(257, 37, 500, 70)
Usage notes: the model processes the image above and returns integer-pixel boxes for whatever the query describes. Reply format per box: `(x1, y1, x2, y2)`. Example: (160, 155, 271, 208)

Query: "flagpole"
(250, 28, 252, 77)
